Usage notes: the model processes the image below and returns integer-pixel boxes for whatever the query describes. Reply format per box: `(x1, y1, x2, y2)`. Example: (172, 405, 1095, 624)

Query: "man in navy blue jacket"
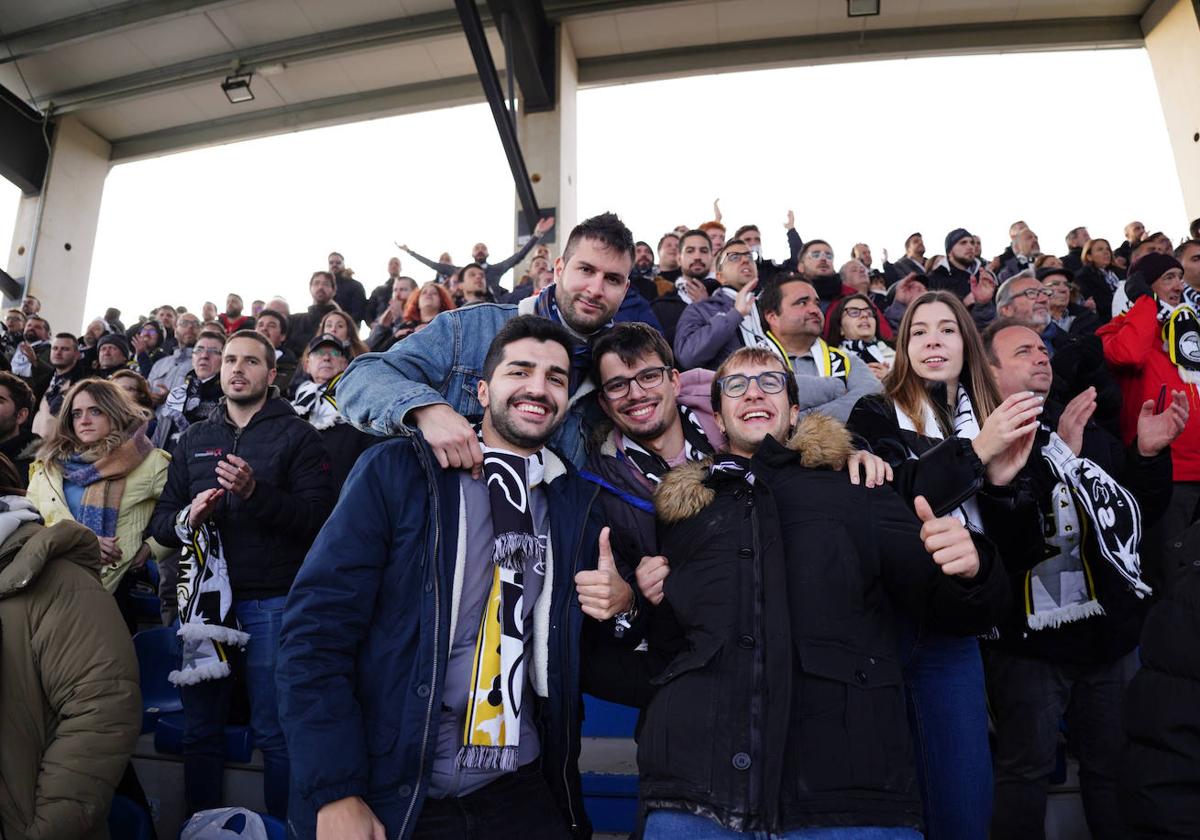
(277, 316, 635, 840)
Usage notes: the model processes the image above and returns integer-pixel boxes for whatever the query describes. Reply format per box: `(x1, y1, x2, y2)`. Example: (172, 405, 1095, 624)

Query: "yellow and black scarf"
(458, 445, 545, 771)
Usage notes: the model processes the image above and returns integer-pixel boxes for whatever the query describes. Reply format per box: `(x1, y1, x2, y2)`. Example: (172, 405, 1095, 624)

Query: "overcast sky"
(0, 47, 1189, 332)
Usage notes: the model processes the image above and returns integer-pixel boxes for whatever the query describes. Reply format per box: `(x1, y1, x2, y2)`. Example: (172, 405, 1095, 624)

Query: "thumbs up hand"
(575, 527, 635, 620)
(914, 495, 980, 579)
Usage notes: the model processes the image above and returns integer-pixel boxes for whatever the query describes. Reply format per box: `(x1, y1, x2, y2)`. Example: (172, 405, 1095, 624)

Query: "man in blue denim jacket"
(338, 213, 655, 470)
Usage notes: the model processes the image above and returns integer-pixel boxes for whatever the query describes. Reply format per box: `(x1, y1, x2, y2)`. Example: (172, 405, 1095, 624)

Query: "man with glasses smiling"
(586, 324, 890, 611)
(674, 239, 763, 371)
(633, 346, 1008, 839)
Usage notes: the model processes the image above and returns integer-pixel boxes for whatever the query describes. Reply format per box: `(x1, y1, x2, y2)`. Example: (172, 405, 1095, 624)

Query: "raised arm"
(402, 245, 458, 276)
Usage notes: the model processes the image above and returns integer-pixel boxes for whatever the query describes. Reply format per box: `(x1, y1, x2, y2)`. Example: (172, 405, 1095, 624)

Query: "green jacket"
(0, 519, 141, 840)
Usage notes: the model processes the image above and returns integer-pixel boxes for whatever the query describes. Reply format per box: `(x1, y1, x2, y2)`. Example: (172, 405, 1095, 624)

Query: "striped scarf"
(59, 428, 154, 538)
(291, 373, 344, 430)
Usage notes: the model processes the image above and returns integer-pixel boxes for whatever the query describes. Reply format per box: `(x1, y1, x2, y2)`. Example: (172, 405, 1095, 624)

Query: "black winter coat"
(638, 417, 1009, 833)
(1074, 265, 1122, 325)
(1119, 556, 1200, 839)
(150, 397, 335, 598)
(846, 393, 1045, 572)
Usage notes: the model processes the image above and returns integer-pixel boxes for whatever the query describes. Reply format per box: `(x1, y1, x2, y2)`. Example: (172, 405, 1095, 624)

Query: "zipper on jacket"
(559, 484, 600, 833)
(398, 443, 442, 839)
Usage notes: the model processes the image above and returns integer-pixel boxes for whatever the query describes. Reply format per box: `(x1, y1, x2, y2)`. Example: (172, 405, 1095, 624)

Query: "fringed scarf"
(169, 508, 249, 685)
(1025, 431, 1151, 630)
(458, 444, 546, 771)
(158, 372, 222, 446)
(59, 429, 154, 538)
(840, 338, 896, 368)
(291, 373, 343, 430)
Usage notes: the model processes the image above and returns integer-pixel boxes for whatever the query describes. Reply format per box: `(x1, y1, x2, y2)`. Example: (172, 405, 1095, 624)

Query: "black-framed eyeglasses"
(842, 306, 876, 320)
(721, 251, 754, 265)
(601, 365, 672, 399)
(717, 371, 789, 398)
(1012, 288, 1054, 300)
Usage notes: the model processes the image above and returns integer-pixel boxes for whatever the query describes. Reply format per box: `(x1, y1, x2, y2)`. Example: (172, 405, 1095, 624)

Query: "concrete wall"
(516, 24, 578, 253)
(6, 116, 111, 334)
(1143, 0, 1200, 226)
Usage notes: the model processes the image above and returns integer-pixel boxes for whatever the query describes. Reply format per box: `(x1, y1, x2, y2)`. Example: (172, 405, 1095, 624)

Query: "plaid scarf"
(458, 444, 546, 771)
(59, 429, 154, 538)
(1025, 431, 1151, 630)
(168, 510, 249, 685)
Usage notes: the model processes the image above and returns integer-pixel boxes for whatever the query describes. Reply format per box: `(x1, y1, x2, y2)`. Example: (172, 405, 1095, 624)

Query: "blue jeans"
(899, 621, 991, 840)
(644, 810, 923, 839)
(181, 597, 289, 819)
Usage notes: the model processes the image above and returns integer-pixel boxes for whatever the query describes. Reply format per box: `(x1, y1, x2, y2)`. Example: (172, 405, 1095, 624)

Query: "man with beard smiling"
(278, 316, 633, 840)
(338, 212, 645, 470)
(633, 347, 1008, 838)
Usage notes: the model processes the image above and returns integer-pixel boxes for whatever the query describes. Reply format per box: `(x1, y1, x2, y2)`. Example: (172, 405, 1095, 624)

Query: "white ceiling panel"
(614, 3, 720, 54)
(204, 0, 318, 50)
(396, 0, 456, 14)
(21, 35, 158, 97)
(562, 15, 621, 58)
(0, 0, 94, 34)
(337, 42, 445, 90)
(122, 15, 236, 67)
(260, 56, 359, 103)
(714, 0, 820, 42)
(293, 0, 408, 33)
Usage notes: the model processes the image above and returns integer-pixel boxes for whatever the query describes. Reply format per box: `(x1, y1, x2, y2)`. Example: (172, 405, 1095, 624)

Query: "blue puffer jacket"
(336, 287, 662, 469)
(276, 435, 606, 839)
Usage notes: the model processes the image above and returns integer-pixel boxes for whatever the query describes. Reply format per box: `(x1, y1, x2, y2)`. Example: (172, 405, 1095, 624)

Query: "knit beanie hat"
(1129, 252, 1183, 285)
(945, 228, 973, 254)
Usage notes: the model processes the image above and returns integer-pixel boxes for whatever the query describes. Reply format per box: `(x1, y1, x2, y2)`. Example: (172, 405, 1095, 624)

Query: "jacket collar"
(655, 412, 854, 523)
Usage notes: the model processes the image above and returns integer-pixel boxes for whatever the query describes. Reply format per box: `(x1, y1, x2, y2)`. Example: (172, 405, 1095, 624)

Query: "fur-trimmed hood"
(654, 412, 855, 523)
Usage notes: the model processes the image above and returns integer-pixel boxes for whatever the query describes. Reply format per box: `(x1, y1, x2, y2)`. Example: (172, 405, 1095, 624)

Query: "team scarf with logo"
(622, 405, 715, 486)
(1024, 431, 1151, 630)
(709, 457, 755, 486)
(840, 339, 896, 368)
(291, 373, 343, 430)
(1163, 295, 1200, 376)
(169, 509, 249, 685)
(894, 384, 984, 531)
(458, 441, 546, 771)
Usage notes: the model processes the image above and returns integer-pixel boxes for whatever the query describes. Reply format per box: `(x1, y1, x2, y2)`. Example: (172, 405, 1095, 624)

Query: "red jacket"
(1097, 295, 1200, 481)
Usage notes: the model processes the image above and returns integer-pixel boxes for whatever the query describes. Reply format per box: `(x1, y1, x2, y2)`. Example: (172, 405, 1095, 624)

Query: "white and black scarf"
(716, 286, 771, 351)
(1025, 432, 1151, 630)
(169, 508, 249, 685)
(458, 444, 545, 771)
(623, 405, 714, 486)
(291, 373, 343, 430)
(840, 339, 895, 367)
(894, 384, 984, 531)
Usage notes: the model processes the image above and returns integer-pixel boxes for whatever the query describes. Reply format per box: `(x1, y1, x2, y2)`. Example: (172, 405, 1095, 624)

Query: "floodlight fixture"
(221, 72, 254, 104)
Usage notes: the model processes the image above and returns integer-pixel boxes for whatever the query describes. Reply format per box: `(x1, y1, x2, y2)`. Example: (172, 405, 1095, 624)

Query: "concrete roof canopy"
(0, 0, 1150, 163)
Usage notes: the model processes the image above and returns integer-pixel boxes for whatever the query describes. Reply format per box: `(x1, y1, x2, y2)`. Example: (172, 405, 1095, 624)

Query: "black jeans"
(413, 763, 570, 839)
(983, 646, 1138, 840)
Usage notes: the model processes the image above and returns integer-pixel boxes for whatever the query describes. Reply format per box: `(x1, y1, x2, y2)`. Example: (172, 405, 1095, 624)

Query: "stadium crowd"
(1, 207, 1200, 840)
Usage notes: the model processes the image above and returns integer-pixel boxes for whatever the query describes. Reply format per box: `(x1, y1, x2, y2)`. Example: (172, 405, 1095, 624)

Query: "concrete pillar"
(6, 116, 111, 334)
(515, 24, 578, 250)
(1142, 0, 1200, 226)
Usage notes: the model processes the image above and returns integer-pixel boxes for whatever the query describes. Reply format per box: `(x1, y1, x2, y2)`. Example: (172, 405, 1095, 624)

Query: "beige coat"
(0, 520, 141, 840)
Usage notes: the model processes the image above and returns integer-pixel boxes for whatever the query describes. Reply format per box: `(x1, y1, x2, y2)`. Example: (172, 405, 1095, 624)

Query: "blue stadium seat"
(133, 626, 183, 733)
(582, 772, 639, 832)
(108, 794, 155, 840)
(154, 712, 255, 763)
(582, 694, 638, 738)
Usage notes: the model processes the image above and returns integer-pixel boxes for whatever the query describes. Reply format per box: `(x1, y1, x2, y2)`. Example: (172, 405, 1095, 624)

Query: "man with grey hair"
(839, 259, 870, 294)
(999, 228, 1041, 282)
(1062, 226, 1090, 273)
(997, 270, 1121, 435)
